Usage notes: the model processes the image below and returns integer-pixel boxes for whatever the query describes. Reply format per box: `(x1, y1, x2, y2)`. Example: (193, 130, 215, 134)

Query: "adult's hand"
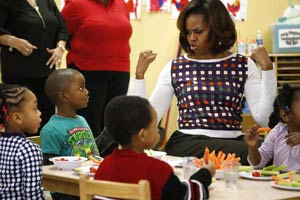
(135, 50, 157, 79)
(250, 47, 273, 71)
(13, 38, 37, 56)
(244, 124, 260, 147)
(46, 47, 64, 69)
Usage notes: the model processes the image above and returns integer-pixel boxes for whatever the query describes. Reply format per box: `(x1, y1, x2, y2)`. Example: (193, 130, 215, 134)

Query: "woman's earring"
(218, 41, 222, 46)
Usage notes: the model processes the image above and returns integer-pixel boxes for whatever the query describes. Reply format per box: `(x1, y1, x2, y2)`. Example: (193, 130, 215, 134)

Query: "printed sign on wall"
(278, 29, 300, 48)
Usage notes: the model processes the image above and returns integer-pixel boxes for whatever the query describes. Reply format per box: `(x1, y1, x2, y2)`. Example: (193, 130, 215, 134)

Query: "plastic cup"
(224, 160, 240, 189)
(237, 43, 246, 54)
(183, 157, 198, 180)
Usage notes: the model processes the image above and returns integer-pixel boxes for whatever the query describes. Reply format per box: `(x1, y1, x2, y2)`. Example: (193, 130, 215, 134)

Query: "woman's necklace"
(26, 0, 46, 28)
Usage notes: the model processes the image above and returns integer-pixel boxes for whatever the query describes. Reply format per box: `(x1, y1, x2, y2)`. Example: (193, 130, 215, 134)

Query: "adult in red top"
(61, 0, 132, 137)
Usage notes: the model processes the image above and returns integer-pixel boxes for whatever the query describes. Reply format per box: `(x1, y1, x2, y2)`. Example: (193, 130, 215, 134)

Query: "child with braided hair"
(245, 84, 300, 172)
(0, 84, 44, 199)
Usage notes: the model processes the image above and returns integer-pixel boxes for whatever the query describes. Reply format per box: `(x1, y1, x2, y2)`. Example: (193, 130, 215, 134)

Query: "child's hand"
(285, 132, 300, 147)
(201, 159, 216, 177)
(135, 50, 157, 79)
(244, 125, 260, 147)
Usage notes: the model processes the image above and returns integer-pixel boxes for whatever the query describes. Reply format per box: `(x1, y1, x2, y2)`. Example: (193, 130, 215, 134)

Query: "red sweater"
(61, 0, 132, 72)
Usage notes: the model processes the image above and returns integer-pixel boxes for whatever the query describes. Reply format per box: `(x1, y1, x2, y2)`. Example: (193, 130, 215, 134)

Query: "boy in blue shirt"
(41, 69, 99, 200)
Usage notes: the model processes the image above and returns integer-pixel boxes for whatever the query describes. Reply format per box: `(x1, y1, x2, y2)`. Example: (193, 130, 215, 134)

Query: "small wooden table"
(42, 161, 300, 199)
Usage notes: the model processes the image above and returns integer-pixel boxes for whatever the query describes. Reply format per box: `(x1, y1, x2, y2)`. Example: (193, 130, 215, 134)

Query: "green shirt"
(41, 115, 99, 157)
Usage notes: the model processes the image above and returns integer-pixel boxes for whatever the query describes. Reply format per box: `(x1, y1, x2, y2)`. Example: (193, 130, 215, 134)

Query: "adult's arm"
(0, 4, 37, 55)
(131, 60, 174, 121)
(244, 58, 277, 127)
(49, 0, 68, 42)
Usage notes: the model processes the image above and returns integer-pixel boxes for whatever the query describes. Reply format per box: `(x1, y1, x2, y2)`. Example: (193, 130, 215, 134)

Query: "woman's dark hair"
(0, 84, 28, 126)
(268, 84, 300, 128)
(177, 0, 236, 54)
(104, 96, 152, 146)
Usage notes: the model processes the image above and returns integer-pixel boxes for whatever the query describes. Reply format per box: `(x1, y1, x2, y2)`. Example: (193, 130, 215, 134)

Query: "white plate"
(73, 166, 98, 176)
(239, 171, 274, 181)
(270, 181, 300, 191)
(49, 156, 88, 170)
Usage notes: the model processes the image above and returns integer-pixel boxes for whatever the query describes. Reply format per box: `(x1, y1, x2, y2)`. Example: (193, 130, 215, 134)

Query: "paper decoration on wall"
(146, 0, 171, 13)
(171, 0, 190, 19)
(221, 0, 248, 21)
(125, 0, 141, 19)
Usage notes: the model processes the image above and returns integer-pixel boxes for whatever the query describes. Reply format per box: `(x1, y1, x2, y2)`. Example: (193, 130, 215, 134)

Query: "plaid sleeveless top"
(171, 54, 248, 130)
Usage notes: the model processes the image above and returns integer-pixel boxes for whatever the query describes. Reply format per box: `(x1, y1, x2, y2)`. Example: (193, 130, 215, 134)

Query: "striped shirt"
(248, 122, 300, 172)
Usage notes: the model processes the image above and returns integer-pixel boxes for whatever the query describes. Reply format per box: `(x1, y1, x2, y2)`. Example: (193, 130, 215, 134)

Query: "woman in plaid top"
(132, 0, 276, 165)
(0, 84, 44, 199)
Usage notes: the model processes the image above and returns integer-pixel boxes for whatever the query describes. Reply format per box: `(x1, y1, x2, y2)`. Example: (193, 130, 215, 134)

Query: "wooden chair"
(79, 174, 151, 200)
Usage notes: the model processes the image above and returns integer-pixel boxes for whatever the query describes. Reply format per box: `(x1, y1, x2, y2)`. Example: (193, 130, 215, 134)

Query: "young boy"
(40, 69, 99, 200)
(95, 96, 215, 200)
(0, 84, 44, 199)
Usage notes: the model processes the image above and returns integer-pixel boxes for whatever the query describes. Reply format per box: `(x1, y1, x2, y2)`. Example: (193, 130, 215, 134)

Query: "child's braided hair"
(0, 84, 27, 126)
(268, 84, 300, 128)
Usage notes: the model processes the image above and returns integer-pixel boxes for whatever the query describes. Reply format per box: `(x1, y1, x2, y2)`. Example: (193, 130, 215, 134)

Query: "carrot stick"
(203, 147, 210, 163)
(257, 127, 271, 133)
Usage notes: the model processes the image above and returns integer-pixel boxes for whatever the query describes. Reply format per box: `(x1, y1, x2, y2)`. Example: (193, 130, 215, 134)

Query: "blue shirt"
(41, 115, 99, 157)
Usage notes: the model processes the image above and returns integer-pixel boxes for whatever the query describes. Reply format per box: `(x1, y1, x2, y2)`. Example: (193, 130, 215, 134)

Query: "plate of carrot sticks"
(192, 147, 241, 179)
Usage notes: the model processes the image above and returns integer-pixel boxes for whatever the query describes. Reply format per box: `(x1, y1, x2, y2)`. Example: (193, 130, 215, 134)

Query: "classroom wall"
(56, 0, 291, 140)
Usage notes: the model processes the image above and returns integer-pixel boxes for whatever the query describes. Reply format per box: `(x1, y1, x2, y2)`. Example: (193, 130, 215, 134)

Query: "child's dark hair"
(0, 84, 28, 126)
(177, 0, 236, 54)
(45, 68, 82, 105)
(104, 96, 152, 146)
(268, 84, 300, 128)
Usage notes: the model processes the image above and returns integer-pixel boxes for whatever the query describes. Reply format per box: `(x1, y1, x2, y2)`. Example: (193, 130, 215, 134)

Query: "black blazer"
(0, 0, 68, 78)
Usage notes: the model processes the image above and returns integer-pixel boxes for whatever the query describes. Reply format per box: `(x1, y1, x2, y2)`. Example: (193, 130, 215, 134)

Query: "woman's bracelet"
(8, 36, 15, 52)
(57, 44, 66, 52)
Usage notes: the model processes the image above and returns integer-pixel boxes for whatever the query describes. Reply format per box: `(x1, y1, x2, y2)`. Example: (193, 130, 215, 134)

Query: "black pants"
(2, 76, 54, 136)
(69, 63, 130, 137)
(165, 130, 250, 165)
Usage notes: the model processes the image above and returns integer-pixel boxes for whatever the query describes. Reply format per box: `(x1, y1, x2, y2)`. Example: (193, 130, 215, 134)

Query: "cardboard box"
(271, 24, 300, 53)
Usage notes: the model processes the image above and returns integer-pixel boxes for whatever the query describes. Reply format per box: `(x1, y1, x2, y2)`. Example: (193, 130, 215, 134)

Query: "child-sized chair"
(79, 174, 151, 200)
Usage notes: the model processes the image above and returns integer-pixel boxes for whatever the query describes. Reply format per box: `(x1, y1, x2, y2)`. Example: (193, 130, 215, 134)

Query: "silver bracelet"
(57, 44, 66, 52)
(8, 36, 14, 52)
